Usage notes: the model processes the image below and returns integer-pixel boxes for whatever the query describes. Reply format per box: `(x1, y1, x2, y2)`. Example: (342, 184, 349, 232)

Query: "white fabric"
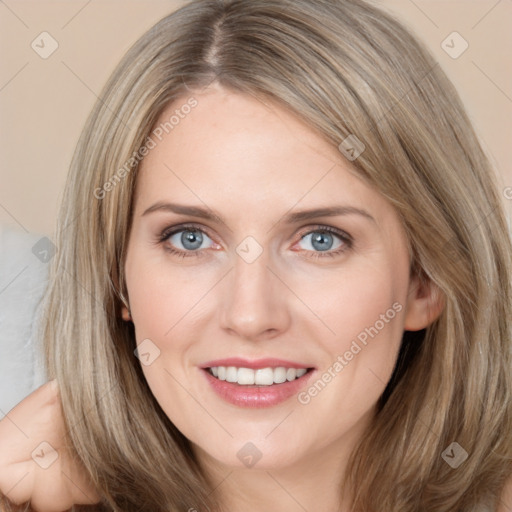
(0, 225, 49, 419)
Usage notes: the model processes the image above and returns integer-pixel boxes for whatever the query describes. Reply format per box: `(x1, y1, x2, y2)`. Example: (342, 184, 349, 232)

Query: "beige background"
(0, 0, 511, 237)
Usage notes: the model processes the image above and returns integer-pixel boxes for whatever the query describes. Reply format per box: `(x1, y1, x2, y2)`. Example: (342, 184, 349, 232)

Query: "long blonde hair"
(37, 0, 512, 510)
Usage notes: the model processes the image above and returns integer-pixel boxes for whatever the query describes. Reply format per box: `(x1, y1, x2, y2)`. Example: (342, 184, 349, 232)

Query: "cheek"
(291, 268, 406, 433)
(309, 263, 405, 354)
(126, 252, 206, 340)
(125, 254, 199, 411)
(296, 259, 408, 420)
(128, 272, 172, 338)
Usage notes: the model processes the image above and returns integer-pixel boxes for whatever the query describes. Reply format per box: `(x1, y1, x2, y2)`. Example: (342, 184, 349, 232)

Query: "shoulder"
(498, 476, 512, 512)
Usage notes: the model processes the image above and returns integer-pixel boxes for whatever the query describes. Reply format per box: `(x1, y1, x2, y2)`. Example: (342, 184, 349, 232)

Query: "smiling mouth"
(207, 366, 313, 386)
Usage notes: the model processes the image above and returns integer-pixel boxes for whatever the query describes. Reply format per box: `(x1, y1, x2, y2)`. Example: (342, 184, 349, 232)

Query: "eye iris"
(311, 232, 333, 251)
(182, 230, 203, 250)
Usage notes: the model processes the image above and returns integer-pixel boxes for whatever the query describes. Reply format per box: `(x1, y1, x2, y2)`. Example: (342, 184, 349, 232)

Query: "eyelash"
(157, 223, 353, 260)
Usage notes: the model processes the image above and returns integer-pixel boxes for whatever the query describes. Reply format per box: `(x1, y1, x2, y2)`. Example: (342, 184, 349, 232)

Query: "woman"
(1, 0, 511, 510)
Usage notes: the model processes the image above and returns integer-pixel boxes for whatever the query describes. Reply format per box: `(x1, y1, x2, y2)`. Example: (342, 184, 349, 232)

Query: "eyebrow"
(142, 201, 375, 225)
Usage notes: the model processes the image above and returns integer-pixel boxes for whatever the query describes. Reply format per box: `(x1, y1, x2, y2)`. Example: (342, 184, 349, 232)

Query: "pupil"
(182, 230, 203, 250)
(312, 232, 332, 251)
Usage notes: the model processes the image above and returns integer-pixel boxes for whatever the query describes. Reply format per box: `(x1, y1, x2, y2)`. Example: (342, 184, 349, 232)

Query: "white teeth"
(273, 367, 287, 384)
(208, 366, 309, 386)
(237, 368, 255, 385)
(226, 366, 238, 383)
(255, 368, 274, 385)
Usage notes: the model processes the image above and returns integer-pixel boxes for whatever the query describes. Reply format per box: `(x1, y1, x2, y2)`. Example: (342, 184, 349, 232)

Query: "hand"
(0, 380, 101, 511)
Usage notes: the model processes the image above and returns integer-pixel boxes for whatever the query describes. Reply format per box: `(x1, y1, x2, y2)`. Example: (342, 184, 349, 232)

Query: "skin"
(0, 380, 100, 510)
(0, 84, 509, 511)
(121, 84, 444, 511)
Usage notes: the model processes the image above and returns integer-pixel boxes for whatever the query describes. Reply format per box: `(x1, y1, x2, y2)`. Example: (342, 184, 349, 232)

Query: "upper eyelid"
(299, 225, 351, 240)
(160, 223, 351, 246)
(160, 223, 215, 241)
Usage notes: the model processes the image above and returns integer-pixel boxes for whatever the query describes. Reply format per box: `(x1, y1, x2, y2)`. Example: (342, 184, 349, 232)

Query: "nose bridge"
(219, 241, 289, 339)
(233, 248, 271, 299)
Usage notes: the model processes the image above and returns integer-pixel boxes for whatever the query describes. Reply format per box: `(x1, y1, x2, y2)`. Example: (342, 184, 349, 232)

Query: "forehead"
(134, 87, 390, 224)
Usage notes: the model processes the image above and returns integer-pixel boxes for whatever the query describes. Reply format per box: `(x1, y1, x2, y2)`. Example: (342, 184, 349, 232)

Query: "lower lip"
(201, 368, 315, 408)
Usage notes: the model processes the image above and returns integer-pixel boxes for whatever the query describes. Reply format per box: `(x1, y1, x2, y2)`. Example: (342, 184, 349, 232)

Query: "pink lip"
(200, 365, 316, 409)
(200, 357, 313, 370)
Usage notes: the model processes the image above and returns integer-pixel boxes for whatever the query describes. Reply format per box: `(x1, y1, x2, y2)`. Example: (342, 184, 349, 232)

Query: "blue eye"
(296, 227, 352, 259)
(159, 225, 216, 258)
(169, 229, 210, 251)
(299, 231, 340, 252)
(158, 224, 352, 260)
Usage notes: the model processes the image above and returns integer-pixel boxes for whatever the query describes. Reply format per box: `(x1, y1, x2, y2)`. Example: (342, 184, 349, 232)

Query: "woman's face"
(123, 85, 430, 472)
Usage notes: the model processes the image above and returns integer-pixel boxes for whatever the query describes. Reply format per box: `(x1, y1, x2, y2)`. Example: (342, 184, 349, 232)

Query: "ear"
(404, 271, 445, 331)
(112, 265, 131, 322)
(121, 304, 132, 322)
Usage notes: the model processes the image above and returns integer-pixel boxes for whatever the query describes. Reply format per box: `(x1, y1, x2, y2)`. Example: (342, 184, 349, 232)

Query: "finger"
(0, 381, 63, 464)
(0, 461, 34, 505)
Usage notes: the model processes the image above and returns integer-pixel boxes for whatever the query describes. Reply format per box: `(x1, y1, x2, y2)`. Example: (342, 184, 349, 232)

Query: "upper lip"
(200, 357, 314, 370)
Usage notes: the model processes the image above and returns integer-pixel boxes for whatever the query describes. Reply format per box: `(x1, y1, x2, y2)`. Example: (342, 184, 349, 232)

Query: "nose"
(219, 247, 291, 341)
